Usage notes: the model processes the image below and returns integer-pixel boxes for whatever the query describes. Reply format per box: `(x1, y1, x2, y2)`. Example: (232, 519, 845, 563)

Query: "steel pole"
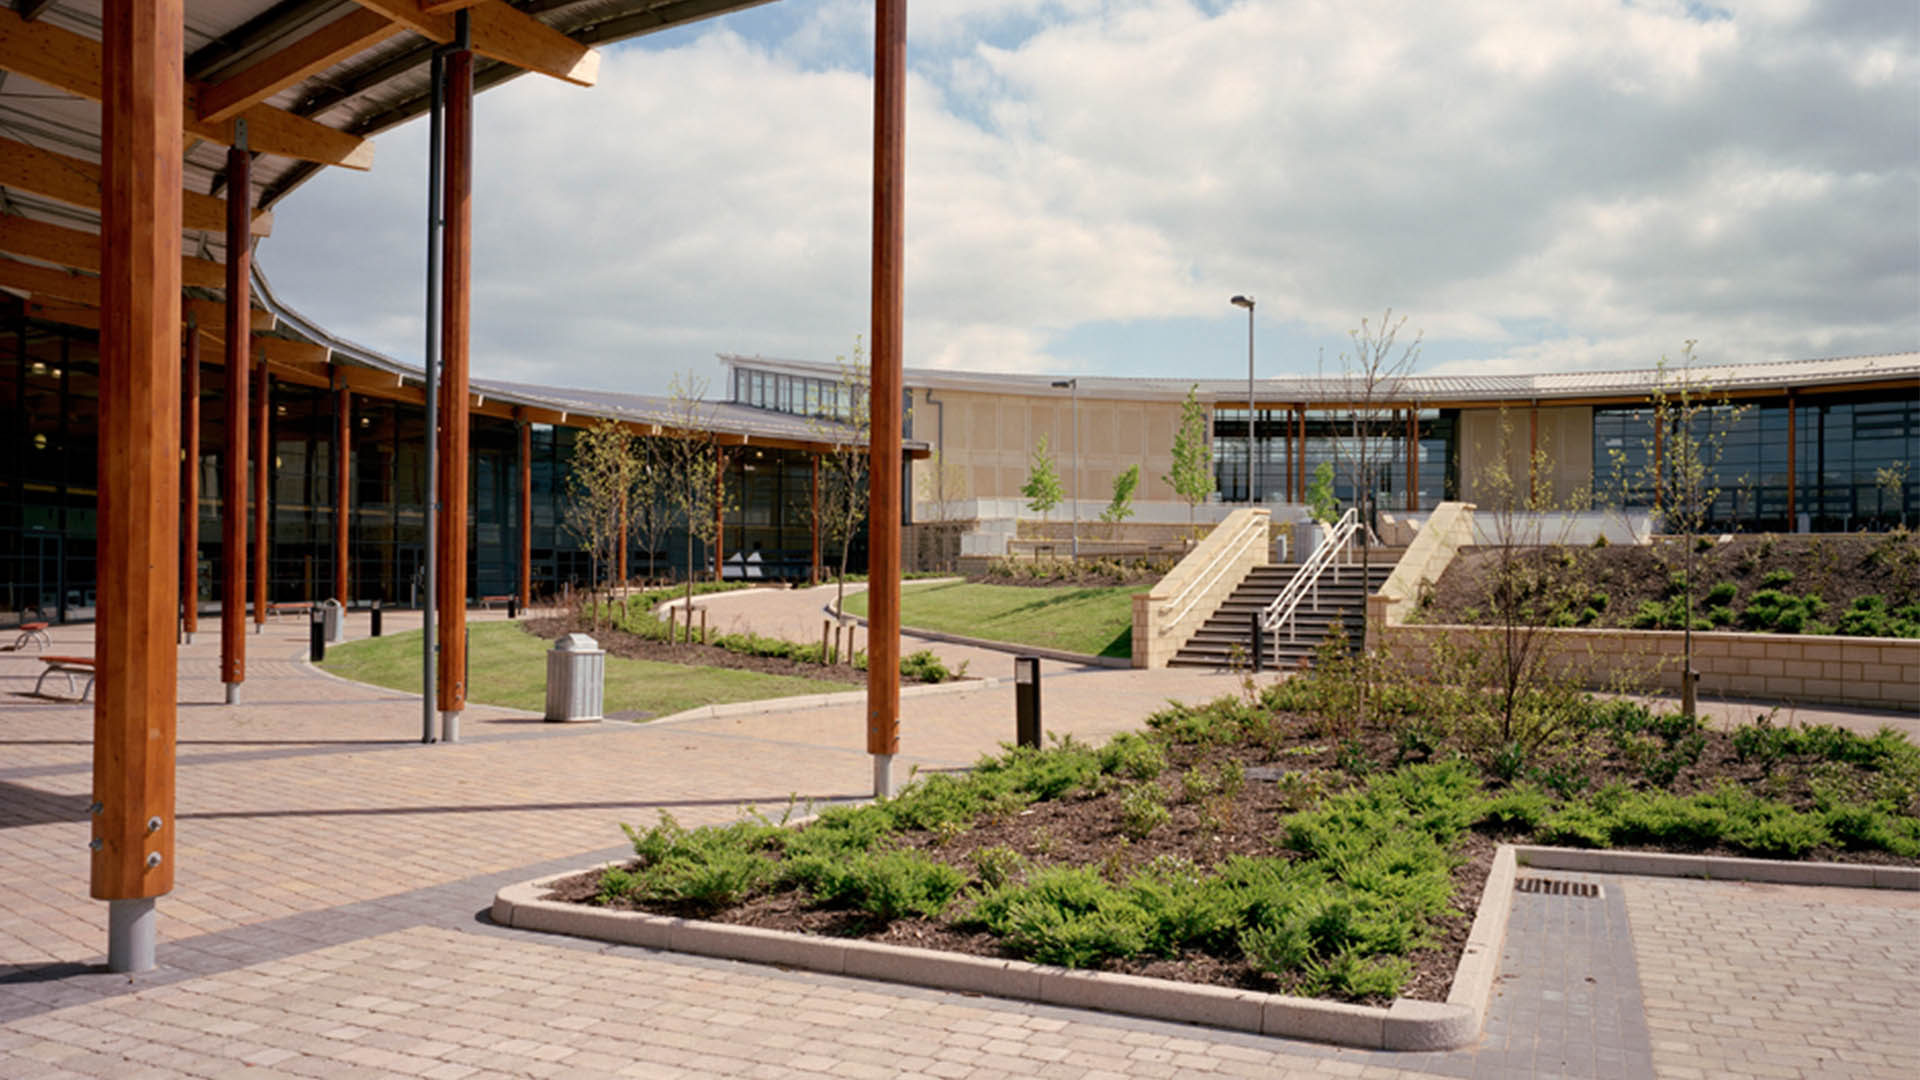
(1247, 302, 1256, 504)
(421, 47, 443, 744)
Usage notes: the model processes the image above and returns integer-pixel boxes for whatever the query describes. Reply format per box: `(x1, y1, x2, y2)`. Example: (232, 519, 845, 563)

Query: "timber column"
(436, 38, 474, 740)
(181, 327, 200, 643)
(220, 138, 251, 701)
(334, 387, 351, 605)
(518, 413, 532, 607)
(94, 0, 183, 972)
(867, 0, 905, 797)
(253, 360, 268, 632)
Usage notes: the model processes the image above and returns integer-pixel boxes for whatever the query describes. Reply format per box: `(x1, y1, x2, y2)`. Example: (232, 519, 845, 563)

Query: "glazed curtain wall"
(0, 302, 844, 627)
(1212, 408, 1458, 509)
(1592, 395, 1918, 532)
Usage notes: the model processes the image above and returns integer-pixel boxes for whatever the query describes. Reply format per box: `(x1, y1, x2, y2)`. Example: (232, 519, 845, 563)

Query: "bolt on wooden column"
(92, 0, 183, 960)
(435, 44, 473, 718)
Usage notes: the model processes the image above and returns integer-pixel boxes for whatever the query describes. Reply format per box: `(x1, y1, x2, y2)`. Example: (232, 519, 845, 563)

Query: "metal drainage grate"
(1515, 877, 1601, 898)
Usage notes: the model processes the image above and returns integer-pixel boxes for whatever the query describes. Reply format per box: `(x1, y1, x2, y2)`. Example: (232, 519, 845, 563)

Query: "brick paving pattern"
(3, 599, 1916, 1077)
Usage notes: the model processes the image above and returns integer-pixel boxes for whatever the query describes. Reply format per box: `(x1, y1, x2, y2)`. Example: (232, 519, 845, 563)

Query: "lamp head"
(1230, 295, 1255, 309)
(1050, 379, 1075, 389)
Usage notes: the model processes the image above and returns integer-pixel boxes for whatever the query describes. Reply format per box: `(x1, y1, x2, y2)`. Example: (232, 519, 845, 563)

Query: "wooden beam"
(186, 298, 275, 338)
(347, 1, 599, 86)
(92, 0, 182, 910)
(24, 299, 99, 329)
(0, 7, 375, 170)
(435, 45, 473, 715)
(182, 327, 201, 639)
(197, 9, 401, 124)
(221, 144, 251, 692)
(0, 253, 99, 305)
(0, 213, 226, 289)
(0, 136, 272, 236)
(421, 1, 490, 13)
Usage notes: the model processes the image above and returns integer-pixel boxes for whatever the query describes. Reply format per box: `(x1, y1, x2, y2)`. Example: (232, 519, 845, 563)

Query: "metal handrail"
(1157, 512, 1268, 633)
(1260, 508, 1360, 643)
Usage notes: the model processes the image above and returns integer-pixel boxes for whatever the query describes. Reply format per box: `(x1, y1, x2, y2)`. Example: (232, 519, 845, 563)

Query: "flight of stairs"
(1167, 549, 1403, 670)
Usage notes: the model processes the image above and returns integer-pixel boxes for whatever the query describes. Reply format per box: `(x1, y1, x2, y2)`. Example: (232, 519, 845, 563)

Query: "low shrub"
(787, 848, 968, 921)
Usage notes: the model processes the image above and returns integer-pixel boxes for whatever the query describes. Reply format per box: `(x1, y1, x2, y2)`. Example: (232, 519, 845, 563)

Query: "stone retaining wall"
(1132, 508, 1270, 668)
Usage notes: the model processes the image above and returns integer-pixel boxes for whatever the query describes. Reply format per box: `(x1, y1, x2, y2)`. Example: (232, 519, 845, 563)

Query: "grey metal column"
(107, 897, 156, 973)
(421, 47, 444, 745)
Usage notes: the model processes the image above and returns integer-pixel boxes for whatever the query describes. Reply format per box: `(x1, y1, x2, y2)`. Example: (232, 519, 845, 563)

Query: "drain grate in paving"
(1516, 876, 1601, 898)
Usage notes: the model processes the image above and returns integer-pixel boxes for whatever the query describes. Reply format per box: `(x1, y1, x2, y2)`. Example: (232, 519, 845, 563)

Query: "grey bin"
(322, 598, 346, 644)
(544, 633, 605, 723)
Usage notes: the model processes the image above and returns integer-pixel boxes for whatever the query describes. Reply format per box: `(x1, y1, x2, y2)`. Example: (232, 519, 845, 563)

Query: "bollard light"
(1015, 656, 1042, 749)
(309, 607, 326, 663)
(370, 599, 383, 638)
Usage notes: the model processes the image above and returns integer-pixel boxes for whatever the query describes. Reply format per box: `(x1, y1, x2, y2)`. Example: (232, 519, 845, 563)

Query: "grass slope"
(844, 580, 1135, 659)
(321, 621, 857, 718)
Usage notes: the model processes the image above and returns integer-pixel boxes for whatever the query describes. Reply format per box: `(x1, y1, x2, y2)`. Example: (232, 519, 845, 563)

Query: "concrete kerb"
(1514, 845, 1920, 890)
(491, 854, 1505, 1051)
(827, 598, 1133, 670)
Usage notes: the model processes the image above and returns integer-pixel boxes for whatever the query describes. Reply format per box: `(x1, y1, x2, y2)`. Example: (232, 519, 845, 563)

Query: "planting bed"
(540, 667, 1920, 1010)
(1422, 531, 1920, 635)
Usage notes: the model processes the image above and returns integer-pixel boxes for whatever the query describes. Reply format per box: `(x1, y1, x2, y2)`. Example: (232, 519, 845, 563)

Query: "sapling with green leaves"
(1022, 433, 1064, 530)
(1162, 384, 1216, 535)
(1100, 464, 1140, 538)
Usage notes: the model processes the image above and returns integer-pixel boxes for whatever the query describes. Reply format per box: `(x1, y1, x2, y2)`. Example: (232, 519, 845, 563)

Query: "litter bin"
(544, 633, 605, 723)
(1292, 520, 1323, 564)
(322, 598, 346, 644)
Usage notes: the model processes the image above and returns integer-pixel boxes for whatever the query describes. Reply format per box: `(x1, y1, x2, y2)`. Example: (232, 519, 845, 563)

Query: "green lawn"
(321, 622, 858, 719)
(844, 581, 1136, 659)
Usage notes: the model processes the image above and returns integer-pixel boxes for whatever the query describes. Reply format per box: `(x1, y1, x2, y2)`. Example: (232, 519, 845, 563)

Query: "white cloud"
(265, 0, 1918, 396)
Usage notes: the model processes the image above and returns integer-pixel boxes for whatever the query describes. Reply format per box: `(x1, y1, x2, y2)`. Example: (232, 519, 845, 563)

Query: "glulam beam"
(346, 1, 598, 85)
(0, 136, 273, 236)
(197, 8, 402, 124)
(0, 213, 226, 289)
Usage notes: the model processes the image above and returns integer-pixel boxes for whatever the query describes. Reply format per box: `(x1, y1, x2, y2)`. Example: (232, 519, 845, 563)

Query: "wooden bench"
(266, 602, 312, 618)
(34, 655, 95, 701)
(480, 594, 515, 610)
(11, 621, 51, 650)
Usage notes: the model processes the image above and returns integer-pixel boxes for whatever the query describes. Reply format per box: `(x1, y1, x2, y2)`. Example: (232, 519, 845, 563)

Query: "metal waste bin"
(322, 598, 346, 644)
(544, 633, 605, 723)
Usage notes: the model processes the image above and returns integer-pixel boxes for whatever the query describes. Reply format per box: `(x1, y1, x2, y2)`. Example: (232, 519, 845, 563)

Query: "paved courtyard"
(2, 592, 1916, 1079)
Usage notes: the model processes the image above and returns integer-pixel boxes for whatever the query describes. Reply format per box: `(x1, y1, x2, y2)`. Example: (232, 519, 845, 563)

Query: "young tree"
(630, 436, 669, 583)
(1878, 461, 1909, 528)
(663, 373, 726, 615)
(563, 418, 635, 630)
(808, 343, 872, 617)
(1100, 464, 1140, 539)
(919, 449, 969, 572)
(1022, 434, 1064, 531)
(1605, 344, 1750, 717)
(1323, 310, 1421, 730)
(1162, 384, 1215, 533)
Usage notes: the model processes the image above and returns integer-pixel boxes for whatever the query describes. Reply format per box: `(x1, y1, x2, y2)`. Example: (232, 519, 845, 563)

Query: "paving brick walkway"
(2, 602, 1915, 1078)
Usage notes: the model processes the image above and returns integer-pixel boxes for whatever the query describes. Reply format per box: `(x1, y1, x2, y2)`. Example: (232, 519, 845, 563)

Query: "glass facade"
(1593, 395, 1918, 532)
(0, 299, 844, 629)
(1213, 408, 1457, 510)
(732, 366, 859, 422)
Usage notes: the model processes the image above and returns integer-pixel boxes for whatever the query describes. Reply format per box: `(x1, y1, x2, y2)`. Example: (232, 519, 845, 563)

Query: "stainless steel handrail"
(1261, 507, 1359, 644)
(1157, 511, 1267, 634)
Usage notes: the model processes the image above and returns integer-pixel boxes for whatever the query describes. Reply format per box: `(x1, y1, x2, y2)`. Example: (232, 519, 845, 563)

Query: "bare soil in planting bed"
(1422, 532, 1919, 630)
(524, 613, 960, 685)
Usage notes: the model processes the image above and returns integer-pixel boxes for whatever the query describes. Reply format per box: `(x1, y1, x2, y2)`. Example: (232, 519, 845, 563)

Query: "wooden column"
(712, 449, 726, 582)
(252, 361, 268, 628)
(181, 328, 199, 639)
(220, 142, 250, 693)
(810, 453, 821, 584)
(1527, 402, 1539, 504)
(867, 0, 906, 771)
(618, 490, 628, 584)
(93, 0, 183, 915)
(1785, 390, 1796, 528)
(435, 44, 473, 715)
(518, 415, 532, 605)
(333, 386, 350, 603)
(1406, 409, 1418, 512)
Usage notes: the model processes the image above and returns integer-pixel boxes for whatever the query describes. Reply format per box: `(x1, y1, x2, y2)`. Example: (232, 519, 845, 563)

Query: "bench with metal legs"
(11, 621, 51, 650)
(33, 655, 95, 701)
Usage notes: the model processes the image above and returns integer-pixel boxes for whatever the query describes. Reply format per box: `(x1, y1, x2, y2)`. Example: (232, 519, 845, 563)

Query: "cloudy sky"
(263, 0, 1919, 397)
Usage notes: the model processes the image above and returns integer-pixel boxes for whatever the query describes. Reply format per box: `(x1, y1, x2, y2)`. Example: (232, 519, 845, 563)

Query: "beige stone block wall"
(1379, 622, 1919, 712)
(1457, 405, 1595, 506)
(1369, 501, 1475, 628)
(1132, 508, 1269, 668)
(911, 387, 1189, 507)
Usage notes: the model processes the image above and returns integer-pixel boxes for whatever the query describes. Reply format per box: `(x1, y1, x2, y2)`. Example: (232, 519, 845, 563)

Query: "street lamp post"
(1231, 296, 1256, 503)
(1050, 378, 1080, 560)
